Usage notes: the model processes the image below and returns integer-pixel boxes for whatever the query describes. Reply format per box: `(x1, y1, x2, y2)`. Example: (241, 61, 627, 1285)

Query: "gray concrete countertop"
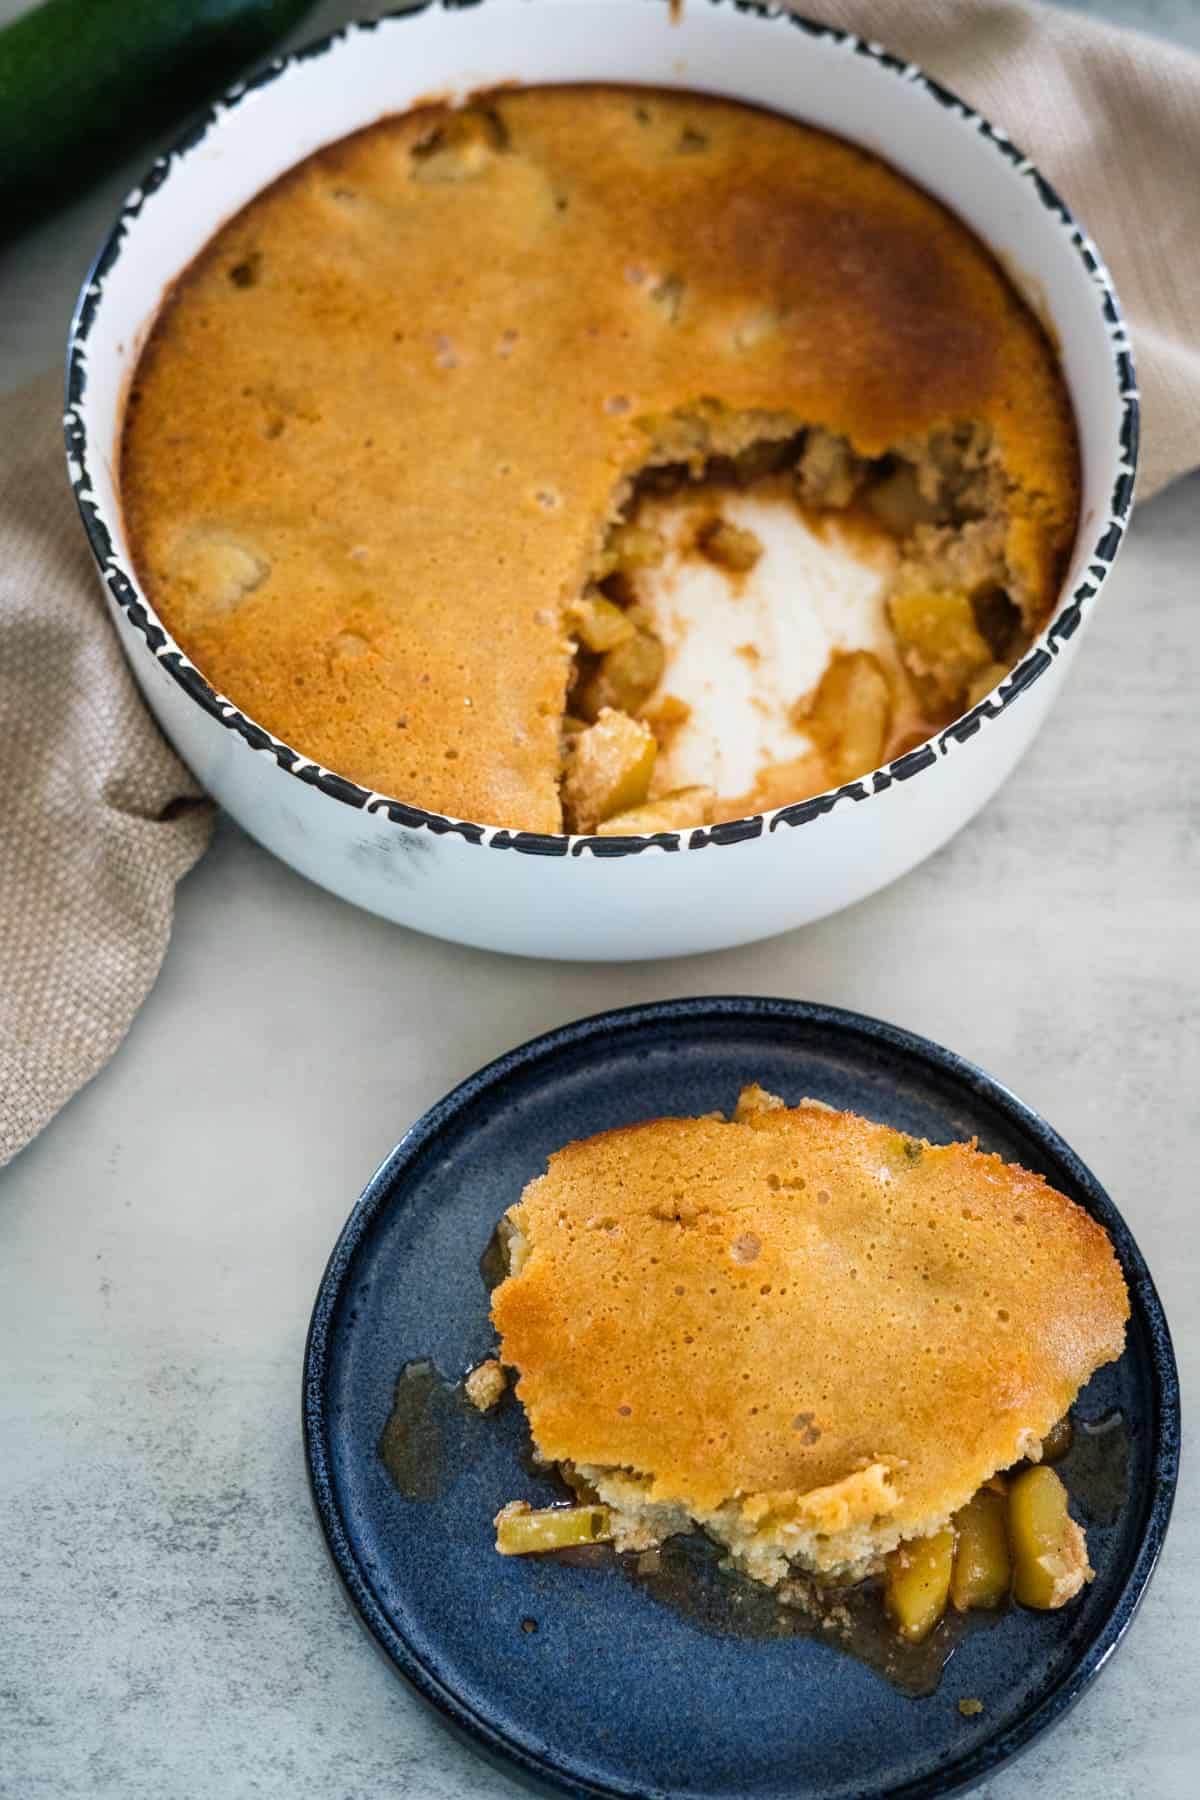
(1, 3, 1195, 1797)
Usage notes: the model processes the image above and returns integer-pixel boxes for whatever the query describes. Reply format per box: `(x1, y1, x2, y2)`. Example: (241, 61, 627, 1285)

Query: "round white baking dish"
(66, 0, 1137, 960)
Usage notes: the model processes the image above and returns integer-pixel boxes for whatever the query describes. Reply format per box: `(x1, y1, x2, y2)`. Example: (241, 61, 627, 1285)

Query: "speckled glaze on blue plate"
(303, 998, 1179, 1800)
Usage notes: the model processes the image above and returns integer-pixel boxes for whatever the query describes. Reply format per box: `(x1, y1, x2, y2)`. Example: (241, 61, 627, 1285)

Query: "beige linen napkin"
(0, 373, 212, 1166)
(1, 0, 1197, 1168)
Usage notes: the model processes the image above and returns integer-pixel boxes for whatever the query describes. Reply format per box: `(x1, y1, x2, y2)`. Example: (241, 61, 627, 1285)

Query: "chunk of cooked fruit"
(885, 1526, 956, 1643)
(594, 785, 714, 835)
(950, 1486, 1011, 1612)
(650, 272, 687, 323)
(696, 516, 763, 572)
(495, 1501, 613, 1555)
(570, 592, 636, 653)
(495, 1214, 529, 1279)
(171, 531, 269, 613)
(865, 465, 945, 536)
(796, 427, 867, 509)
(733, 1082, 787, 1121)
(731, 306, 786, 354)
(1008, 1465, 1093, 1609)
(329, 629, 370, 662)
(643, 692, 692, 745)
(575, 628, 665, 721)
(594, 522, 667, 579)
(411, 107, 506, 181)
(797, 649, 892, 784)
(1039, 1417, 1074, 1465)
(464, 1359, 507, 1413)
(888, 587, 994, 709)
(562, 708, 657, 833)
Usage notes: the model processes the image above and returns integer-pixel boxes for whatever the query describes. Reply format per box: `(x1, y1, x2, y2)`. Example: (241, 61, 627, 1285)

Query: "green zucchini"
(0, 0, 317, 241)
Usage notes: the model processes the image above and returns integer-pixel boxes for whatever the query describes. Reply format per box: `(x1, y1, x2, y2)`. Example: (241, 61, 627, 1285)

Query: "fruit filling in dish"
(559, 414, 1037, 830)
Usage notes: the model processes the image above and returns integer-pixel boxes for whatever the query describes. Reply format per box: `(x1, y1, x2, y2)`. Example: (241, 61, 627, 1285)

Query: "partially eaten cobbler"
(121, 87, 1078, 832)
(558, 411, 1041, 831)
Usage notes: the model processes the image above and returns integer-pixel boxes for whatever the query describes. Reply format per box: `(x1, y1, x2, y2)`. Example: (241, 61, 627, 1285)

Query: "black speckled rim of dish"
(303, 996, 1179, 1800)
(66, 0, 1140, 863)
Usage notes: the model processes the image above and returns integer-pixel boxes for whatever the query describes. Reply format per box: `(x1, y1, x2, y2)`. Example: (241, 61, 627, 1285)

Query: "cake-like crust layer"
(491, 1097, 1128, 1569)
(122, 86, 1078, 829)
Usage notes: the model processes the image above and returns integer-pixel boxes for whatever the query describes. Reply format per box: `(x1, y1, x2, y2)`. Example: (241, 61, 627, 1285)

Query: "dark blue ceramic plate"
(303, 998, 1179, 1800)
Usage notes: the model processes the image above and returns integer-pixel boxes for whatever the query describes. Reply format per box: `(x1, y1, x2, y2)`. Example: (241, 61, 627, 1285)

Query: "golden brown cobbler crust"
(491, 1101, 1128, 1543)
(121, 86, 1079, 831)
